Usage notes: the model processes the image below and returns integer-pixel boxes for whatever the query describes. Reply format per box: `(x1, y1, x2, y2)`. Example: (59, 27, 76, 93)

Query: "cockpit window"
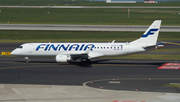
(19, 46, 23, 49)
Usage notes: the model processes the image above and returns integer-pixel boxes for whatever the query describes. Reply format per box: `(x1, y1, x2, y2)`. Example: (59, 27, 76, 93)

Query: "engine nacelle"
(55, 55, 71, 62)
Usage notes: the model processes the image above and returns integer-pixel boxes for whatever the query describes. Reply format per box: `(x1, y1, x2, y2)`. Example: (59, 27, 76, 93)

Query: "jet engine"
(55, 55, 71, 62)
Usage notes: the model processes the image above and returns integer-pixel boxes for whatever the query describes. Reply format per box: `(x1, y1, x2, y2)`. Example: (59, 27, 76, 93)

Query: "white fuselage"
(11, 42, 144, 57)
(11, 20, 163, 63)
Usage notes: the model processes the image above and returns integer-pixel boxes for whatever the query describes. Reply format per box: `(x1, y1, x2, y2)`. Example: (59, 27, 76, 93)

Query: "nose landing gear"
(24, 57, 30, 63)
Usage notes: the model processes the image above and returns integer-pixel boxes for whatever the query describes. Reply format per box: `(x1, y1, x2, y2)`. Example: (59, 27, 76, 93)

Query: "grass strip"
(1, 0, 180, 6)
(0, 8, 180, 25)
(0, 30, 180, 42)
(150, 48, 180, 53)
(163, 84, 180, 87)
(112, 54, 180, 60)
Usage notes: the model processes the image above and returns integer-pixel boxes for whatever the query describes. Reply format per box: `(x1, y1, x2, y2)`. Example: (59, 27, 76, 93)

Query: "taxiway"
(0, 42, 180, 102)
(0, 56, 180, 92)
(0, 24, 180, 32)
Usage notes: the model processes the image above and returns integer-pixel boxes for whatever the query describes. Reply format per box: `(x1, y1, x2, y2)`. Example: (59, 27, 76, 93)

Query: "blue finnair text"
(36, 44, 95, 51)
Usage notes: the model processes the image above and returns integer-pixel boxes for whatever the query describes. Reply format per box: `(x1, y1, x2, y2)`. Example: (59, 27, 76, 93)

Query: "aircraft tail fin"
(130, 20, 161, 45)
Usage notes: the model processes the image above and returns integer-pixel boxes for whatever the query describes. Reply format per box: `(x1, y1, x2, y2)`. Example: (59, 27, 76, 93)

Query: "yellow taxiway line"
(165, 42, 180, 45)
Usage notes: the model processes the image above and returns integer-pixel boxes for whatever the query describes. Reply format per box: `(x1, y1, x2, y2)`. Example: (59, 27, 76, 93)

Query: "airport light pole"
(128, 8, 130, 18)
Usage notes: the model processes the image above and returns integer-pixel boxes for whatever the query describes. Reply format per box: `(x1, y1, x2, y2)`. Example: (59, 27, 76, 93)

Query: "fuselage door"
(28, 43, 33, 53)
(125, 42, 129, 53)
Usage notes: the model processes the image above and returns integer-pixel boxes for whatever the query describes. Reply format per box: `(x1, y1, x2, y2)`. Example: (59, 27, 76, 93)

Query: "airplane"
(11, 20, 164, 63)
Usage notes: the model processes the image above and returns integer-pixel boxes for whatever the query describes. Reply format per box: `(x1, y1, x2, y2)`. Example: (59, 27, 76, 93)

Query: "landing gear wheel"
(24, 57, 30, 63)
(85, 59, 91, 64)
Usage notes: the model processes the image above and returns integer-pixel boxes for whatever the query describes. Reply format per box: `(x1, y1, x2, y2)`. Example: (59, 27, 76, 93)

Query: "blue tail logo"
(141, 29, 159, 38)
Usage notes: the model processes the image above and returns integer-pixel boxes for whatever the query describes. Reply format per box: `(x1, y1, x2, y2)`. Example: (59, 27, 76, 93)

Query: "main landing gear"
(24, 57, 30, 63)
(80, 59, 91, 64)
(85, 59, 91, 63)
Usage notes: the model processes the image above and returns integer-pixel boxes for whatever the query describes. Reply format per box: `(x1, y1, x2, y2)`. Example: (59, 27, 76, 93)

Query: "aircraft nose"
(11, 50, 16, 55)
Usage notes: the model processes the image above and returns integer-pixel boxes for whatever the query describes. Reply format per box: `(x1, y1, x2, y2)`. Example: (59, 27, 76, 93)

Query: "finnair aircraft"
(11, 20, 164, 63)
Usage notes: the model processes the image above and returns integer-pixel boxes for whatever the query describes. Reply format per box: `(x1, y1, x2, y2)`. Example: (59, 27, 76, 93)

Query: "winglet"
(111, 40, 115, 43)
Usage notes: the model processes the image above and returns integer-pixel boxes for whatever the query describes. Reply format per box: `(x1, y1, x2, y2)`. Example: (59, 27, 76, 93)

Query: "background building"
(106, 0, 136, 3)
(106, 0, 179, 3)
(144, 0, 155, 3)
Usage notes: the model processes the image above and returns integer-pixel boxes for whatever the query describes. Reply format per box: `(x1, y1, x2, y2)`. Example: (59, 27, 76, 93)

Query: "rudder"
(130, 20, 162, 45)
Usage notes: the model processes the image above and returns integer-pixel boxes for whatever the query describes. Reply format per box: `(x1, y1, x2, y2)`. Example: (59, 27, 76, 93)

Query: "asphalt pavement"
(0, 24, 180, 32)
(0, 57, 180, 93)
(1, 53, 180, 102)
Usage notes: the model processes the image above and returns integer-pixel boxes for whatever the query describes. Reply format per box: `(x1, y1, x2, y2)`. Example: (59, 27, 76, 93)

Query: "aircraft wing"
(57, 48, 104, 60)
(70, 52, 103, 60)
